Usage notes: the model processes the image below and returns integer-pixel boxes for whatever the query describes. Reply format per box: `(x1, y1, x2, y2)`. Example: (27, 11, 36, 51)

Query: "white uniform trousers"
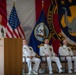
(46, 57, 62, 71)
(61, 56, 76, 71)
(51, 57, 62, 70)
(72, 56, 76, 71)
(66, 56, 76, 71)
(26, 57, 41, 72)
(46, 57, 52, 71)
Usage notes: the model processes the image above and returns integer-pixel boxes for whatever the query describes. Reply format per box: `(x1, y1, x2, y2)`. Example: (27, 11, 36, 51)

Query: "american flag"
(6, 5, 25, 38)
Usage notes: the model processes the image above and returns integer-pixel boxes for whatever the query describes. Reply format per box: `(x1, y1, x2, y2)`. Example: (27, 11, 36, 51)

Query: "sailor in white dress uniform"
(23, 39, 41, 74)
(40, 39, 63, 74)
(59, 39, 76, 73)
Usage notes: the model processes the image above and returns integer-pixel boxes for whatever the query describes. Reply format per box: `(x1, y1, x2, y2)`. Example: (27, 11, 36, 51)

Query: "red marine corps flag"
(47, 0, 61, 54)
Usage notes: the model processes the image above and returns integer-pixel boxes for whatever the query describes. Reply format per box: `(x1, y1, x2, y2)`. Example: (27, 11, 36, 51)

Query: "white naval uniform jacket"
(40, 44, 56, 57)
(23, 45, 36, 58)
(59, 45, 73, 56)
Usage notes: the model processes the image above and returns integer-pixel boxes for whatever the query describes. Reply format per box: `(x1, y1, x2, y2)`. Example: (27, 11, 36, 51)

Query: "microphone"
(1, 27, 4, 37)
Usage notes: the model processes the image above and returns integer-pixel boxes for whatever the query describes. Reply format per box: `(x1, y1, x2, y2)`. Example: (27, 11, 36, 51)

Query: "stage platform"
(23, 61, 76, 75)
(24, 73, 76, 75)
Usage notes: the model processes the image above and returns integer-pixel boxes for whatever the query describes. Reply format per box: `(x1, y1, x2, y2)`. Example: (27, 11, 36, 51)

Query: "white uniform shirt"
(0, 25, 6, 38)
(23, 45, 36, 58)
(40, 44, 56, 57)
(59, 45, 73, 56)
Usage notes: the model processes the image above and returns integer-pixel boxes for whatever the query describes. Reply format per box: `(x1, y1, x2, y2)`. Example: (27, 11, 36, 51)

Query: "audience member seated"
(39, 39, 63, 74)
(22, 39, 41, 74)
(59, 39, 76, 73)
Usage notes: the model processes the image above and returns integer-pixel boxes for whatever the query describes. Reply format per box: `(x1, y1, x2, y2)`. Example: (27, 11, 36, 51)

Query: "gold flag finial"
(13, 0, 16, 6)
(42, 0, 44, 9)
(13, 2, 15, 6)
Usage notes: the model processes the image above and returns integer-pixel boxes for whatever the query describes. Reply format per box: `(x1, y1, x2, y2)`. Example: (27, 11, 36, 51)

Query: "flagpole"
(42, 0, 46, 39)
(13, 2, 15, 6)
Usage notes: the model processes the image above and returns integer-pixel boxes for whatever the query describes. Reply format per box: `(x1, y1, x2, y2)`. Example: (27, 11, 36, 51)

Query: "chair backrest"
(73, 50, 76, 56)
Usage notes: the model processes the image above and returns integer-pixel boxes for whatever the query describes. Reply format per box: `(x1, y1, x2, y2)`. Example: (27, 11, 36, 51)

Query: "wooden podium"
(0, 38, 22, 75)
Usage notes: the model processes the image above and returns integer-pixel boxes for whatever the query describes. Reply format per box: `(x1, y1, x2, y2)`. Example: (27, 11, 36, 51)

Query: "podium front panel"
(4, 38, 22, 75)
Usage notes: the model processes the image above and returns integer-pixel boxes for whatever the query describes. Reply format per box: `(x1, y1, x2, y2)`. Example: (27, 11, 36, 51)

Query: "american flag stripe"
(18, 26, 25, 37)
(17, 27, 22, 38)
(13, 26, 25, 38)
(15, 26, 22, 38)
(6, 23, 14, 38)
(13, 29, 19, 38)
(13, 32, 17, 38)
(6, 25, 25, 38)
